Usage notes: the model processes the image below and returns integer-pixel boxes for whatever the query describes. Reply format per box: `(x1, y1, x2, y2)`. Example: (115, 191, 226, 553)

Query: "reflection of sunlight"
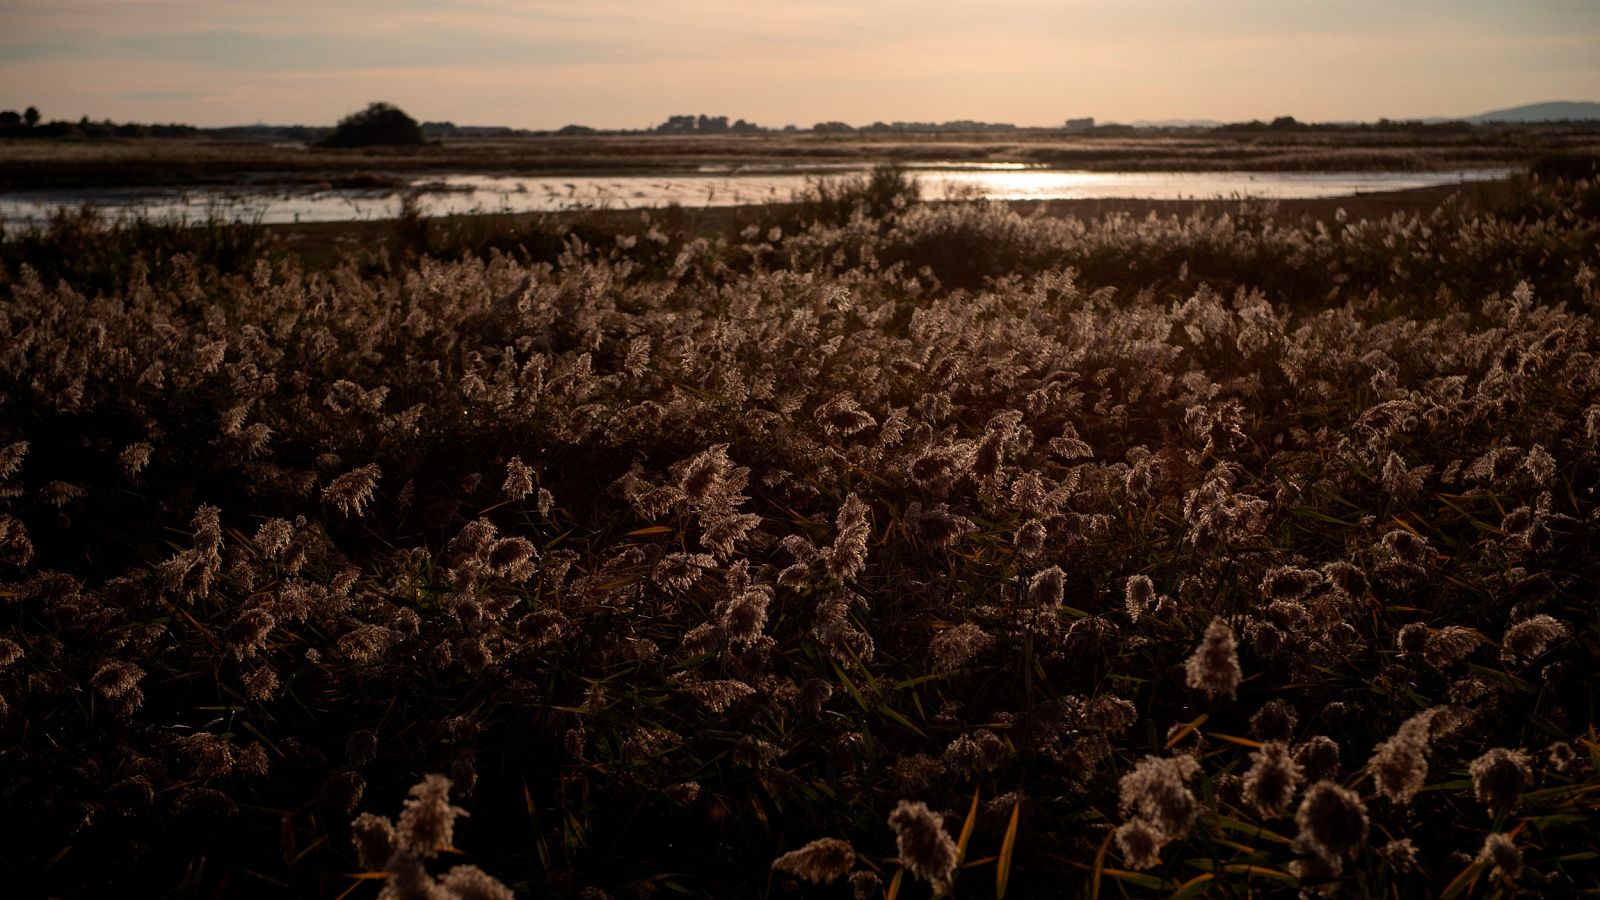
(0, 167, 1515, 230)
(694, 160, 1037, 174)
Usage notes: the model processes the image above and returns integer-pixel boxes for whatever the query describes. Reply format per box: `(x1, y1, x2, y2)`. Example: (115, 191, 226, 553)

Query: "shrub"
(322, 102, 426, 148)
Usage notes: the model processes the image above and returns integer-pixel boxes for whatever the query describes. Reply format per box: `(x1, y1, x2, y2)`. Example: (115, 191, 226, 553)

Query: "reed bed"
(1, 169, 1597, 897)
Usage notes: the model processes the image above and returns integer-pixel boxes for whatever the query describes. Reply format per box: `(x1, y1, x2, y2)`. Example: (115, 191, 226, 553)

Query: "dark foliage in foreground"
(1, 172, 1599, 898)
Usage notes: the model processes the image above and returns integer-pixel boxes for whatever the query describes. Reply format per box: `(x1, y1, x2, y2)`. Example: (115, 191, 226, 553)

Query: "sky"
(2, 0, 1598, 129)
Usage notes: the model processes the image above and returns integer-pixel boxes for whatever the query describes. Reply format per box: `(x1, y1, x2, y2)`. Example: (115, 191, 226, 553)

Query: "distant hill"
(1467, 101, 1600, 123)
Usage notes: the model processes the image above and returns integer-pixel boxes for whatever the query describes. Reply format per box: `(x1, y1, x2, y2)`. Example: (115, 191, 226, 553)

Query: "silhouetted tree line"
(655, 114, 762, 134)
(1212, 116, 1476, 134)
(0, 106, 39, 128)
(0, 106, 200, 139)
(858, 120, 1019, 133)
(209, 124, 327, 142)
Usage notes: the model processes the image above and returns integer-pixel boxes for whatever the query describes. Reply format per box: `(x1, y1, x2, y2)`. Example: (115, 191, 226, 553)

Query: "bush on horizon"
(322, 102, 426, 148)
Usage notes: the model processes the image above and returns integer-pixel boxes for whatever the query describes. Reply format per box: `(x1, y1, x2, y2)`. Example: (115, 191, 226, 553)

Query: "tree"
(322, 102, 425, 147)
(24, 106, 39, 127)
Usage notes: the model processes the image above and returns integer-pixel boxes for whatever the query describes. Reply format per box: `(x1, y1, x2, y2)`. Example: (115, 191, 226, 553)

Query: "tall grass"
(1, 172, 1597, 898)
(2, 204, 265, 293)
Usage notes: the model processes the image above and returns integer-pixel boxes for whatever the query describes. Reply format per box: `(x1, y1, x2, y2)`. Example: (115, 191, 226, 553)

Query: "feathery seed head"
(1185, 617, 1242, 700)
(1124, 574, 1156, 620)
(1469, 748, 1531, 817)
(440, 865, 516, 900)
(1261, 566, 1321, 601)
(1292, 736, 1342, 784)
(849, 870, 882, 900)
(929, 622, 993, 672)
(1501, 614, 1567, 666)
(1241, 740, 1304, 816)
(1295, 781, 1368, 863)
(502, 456, 534, 500)
(887, 799, 957, 891)
(395, 774, 468, 858)
(1114, 818, 1165, 870)
(323, 464, 382, 517)
(1014, 518, 1047, 557)
(1250, 700, 1299, 742)
(1028, 566, 1066, 608)
(1479, 832, 1521, 880)
(1422, 625, 1482, 668)
(771, 837, 856, 884)
(1368, 709, 1438, 804)
(1547, 741, 1575, 772)
(1119, 754, 1201, 839)
(351, 812, 397, 870)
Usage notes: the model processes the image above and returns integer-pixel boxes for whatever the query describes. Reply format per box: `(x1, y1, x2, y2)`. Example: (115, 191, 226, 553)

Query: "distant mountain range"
(1463, 101, 1600, 123)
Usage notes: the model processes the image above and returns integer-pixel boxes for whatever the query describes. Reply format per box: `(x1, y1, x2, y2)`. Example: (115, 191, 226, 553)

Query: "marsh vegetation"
(3, 125, 1598, 191)
(1, 166, 1598, 898)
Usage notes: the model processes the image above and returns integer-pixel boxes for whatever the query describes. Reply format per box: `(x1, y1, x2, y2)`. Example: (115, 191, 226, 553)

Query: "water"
(0, 164, 1512, 229)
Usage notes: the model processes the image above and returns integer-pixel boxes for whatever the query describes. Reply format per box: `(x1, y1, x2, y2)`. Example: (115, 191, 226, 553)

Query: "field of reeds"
(2, 165, 1598, 898)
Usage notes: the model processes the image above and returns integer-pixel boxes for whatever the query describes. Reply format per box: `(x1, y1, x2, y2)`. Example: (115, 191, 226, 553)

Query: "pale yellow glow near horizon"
(1, 0, 1597, 128)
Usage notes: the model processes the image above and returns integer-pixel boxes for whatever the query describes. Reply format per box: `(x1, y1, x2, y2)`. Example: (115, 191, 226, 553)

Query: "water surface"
(0, 164, 1512, 229)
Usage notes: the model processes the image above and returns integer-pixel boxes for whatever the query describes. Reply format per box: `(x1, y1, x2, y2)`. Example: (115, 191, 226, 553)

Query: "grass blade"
(1098, 868, 1172, 890)
(1168, 873, 1214, 899)
(955, 787, 980, 866)
(1091, 828, 1112, 900)
(1165, 713, 1209, 748)
(1220, 864, 1296, 882)
(1197, 813, 1294, 846)
(996, 798, 1021, 900)
(1440, 859, 1485, 900)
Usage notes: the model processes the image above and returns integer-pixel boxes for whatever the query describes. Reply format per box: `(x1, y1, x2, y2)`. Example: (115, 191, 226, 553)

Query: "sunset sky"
(3, 0, 1597, 129)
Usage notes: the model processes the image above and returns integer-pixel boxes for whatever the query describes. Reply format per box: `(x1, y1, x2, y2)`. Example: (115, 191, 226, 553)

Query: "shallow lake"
(0, 164, 1512, 229)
